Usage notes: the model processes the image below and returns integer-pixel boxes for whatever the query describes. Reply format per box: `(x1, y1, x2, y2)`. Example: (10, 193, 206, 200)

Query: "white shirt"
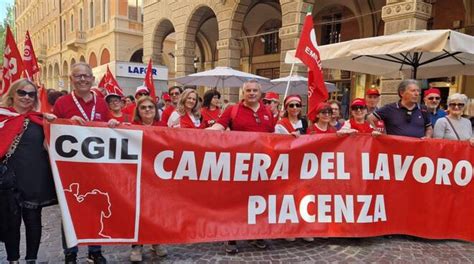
(168, 110, 201, 128)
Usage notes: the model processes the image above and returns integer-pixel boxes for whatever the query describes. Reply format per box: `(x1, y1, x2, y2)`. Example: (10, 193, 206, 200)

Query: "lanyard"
(71, 92, 96, 121)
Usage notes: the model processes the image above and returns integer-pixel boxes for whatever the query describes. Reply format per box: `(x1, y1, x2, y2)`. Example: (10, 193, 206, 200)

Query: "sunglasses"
(351, 105, 367, 111)
(139, 105, 155, 110)
(448, 103, 465, 108)
(263, 100, 271, 105)
(170, 92, 180, 96)
(287, 103, 301, 108)
(319, 110, 333, 115)
(427, 97, 441, 101)
(253, 112, 261, 124)
(136, 93, 150, 97)
(16, 89, 37, 98)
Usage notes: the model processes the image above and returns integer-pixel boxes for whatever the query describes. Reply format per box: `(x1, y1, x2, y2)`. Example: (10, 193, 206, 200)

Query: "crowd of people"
(0, 61, 473, 263)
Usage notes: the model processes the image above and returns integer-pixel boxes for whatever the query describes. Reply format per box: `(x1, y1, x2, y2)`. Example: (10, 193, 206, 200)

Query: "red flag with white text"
(1, 26, 25, 96)
(104, 66, 123, 96)
(295, 14, 328, 121)
(23, 30, 40, 80)
(144, 59, 157, 101)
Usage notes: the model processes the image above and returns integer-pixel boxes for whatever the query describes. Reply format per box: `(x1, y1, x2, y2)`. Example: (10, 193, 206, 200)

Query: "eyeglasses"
(253, 112, 261, 124)
(136, 93, 150, 97)
(319, 110, 333, 115)
(16, 89, 37, 98)
(263, 100, 271, 105)
(448, 103, 465, 108)
(170, 92, 180, 96)
(288, 103, 301, 108)
(72, 74, 93, 80)
(427, 97, 441, 101)
(139, 105, 155, 110)
(351, 105, 367, 111)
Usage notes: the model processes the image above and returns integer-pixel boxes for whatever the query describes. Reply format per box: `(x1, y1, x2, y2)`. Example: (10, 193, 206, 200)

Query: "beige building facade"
(15, 0, 474, 107)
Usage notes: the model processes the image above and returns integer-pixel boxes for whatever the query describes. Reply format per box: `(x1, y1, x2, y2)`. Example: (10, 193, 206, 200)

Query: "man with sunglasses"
(159, 86, 183, 126)
(423, 88, 446, 126)
(367, 79, 432, 139)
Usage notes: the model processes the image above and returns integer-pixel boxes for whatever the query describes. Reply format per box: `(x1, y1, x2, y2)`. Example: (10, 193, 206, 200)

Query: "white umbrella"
(173, 66, 272, 88)
(263, 75, 336, 95)
(286, 30, 474, 79)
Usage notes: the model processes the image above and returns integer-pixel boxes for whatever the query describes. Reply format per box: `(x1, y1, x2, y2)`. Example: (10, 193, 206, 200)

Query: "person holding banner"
(167, 89, 203, 129)
(200, 89, 222, 128)
(53, 62, 116, 264)
(337, 98, 380, 135)
(105, 93, 131, 123)
(208, 79, 273, 254)
(132, 96, 162, 126)
(433, 93, 474, 145)
(274, 95, 308, 136)
(308, 103, 337, 134)
(368, 79, 432, 139)
(0, 79, 57, 264)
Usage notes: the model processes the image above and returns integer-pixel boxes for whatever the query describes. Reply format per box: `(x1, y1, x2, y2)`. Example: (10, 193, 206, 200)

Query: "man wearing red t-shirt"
(207, 80, 273, 254)
(53, 62, 118, 129)
(209, 80, 274, 133)
(159, 86, 182, 126)
(53, 62, 112, 264)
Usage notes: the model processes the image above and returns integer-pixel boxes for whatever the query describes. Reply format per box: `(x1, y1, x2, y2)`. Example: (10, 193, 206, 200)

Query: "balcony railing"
(66, 31, 87, 49)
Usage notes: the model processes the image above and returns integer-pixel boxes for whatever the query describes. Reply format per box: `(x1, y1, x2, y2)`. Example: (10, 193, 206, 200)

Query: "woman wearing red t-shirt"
(200, 89, 222, 127)
(308, 103, 337, 134)
(167, 89, 203, 129)
(338, 98, 380, 136)
(132, 96, 162, 126)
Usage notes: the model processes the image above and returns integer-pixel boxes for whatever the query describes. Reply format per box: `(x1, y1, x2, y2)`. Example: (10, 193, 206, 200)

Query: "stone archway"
(53, 63, 60, 90)
(152, 19, 175, 65)
(89, 52, 98, 68)
(62, 60, 69, 90)
(130, 48, 143, 63)
(100, 48, 110, 65)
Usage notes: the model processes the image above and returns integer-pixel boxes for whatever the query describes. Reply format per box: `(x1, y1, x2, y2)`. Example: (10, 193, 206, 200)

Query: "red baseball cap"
(162, 93, 171, 101)
(350, 98, 367, 107)
(315, 102, 331, 113)
(135, 85, 150, 96)
(366, 88, 380, 96)
(424, 88, 440, 98)
(263, 92, 280, 102)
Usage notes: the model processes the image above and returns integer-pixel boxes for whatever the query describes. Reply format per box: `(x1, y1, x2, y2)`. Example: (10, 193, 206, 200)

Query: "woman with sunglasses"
(130, 95, 166, 261)
(275, 95, 307, 136)
(338, 98, 381, 136)
(201, 89, 222, 128)
(308, 103, 337, 134)
(168, 89, 203, 129)
(132, 96, 162, 126)
(433, 93, 473, 146)
(0, 79, 57, 264)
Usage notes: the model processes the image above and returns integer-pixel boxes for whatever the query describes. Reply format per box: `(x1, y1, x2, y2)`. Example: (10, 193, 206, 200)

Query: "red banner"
(45, 120, 474, 247)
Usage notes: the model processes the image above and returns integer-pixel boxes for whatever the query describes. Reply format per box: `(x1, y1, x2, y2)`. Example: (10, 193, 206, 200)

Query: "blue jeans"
(61, 226, 101, 254)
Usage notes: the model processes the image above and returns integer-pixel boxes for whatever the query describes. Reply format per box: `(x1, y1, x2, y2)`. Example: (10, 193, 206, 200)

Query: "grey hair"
(398, 79, 419, 97)
(447, 93, 468, 105)
(242, 79, 262, 91)
(70, 62, 93, 75)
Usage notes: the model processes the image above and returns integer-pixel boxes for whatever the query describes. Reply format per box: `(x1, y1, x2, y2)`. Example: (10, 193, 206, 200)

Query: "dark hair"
(127, 95, 135, 102)
(328, 100, 342, 119)
(168, 86, 183, 94)
(48, 91, 64, 106)
(202, 89, 221, 108)
(60, 90, 69, 95)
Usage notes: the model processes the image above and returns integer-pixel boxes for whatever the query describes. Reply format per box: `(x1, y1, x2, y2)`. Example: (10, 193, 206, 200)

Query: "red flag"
(104, 65, 123, 96)
(295, 14, 328, 121)
(1, 26, 25, 96)
(144, 59, 157, 101)
(39, 84, 52, 113)
(23, 30, 39, 79)
(97, 73, 108, 90)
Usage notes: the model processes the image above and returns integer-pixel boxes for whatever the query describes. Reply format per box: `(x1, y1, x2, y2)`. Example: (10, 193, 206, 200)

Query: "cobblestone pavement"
(1, 206, 473, 263)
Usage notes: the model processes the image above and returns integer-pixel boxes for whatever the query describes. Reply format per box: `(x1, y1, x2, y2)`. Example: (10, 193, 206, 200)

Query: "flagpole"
(280, 62, 295, 112)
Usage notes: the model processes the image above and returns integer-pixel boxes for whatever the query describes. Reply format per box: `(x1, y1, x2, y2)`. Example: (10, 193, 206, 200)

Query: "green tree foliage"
(0, 4, 15, 65)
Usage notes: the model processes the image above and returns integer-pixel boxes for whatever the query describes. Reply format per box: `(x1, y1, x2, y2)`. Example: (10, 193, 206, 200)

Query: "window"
(128, 0, 143, 22)
(263, 30, 279, 54)
(89, 1, 95, 28)
(63, 19, 67, 41)
(102, 0, 108, 23)
(79, 9, 83, 31)
(71, 14, 74, 32)
(321, 13, 342, 45)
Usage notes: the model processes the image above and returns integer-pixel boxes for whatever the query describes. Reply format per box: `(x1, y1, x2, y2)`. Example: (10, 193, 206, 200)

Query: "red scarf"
(0, 107, 44, 158)
(276, 118, 296, 133)
(349, 118, 373, 133)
